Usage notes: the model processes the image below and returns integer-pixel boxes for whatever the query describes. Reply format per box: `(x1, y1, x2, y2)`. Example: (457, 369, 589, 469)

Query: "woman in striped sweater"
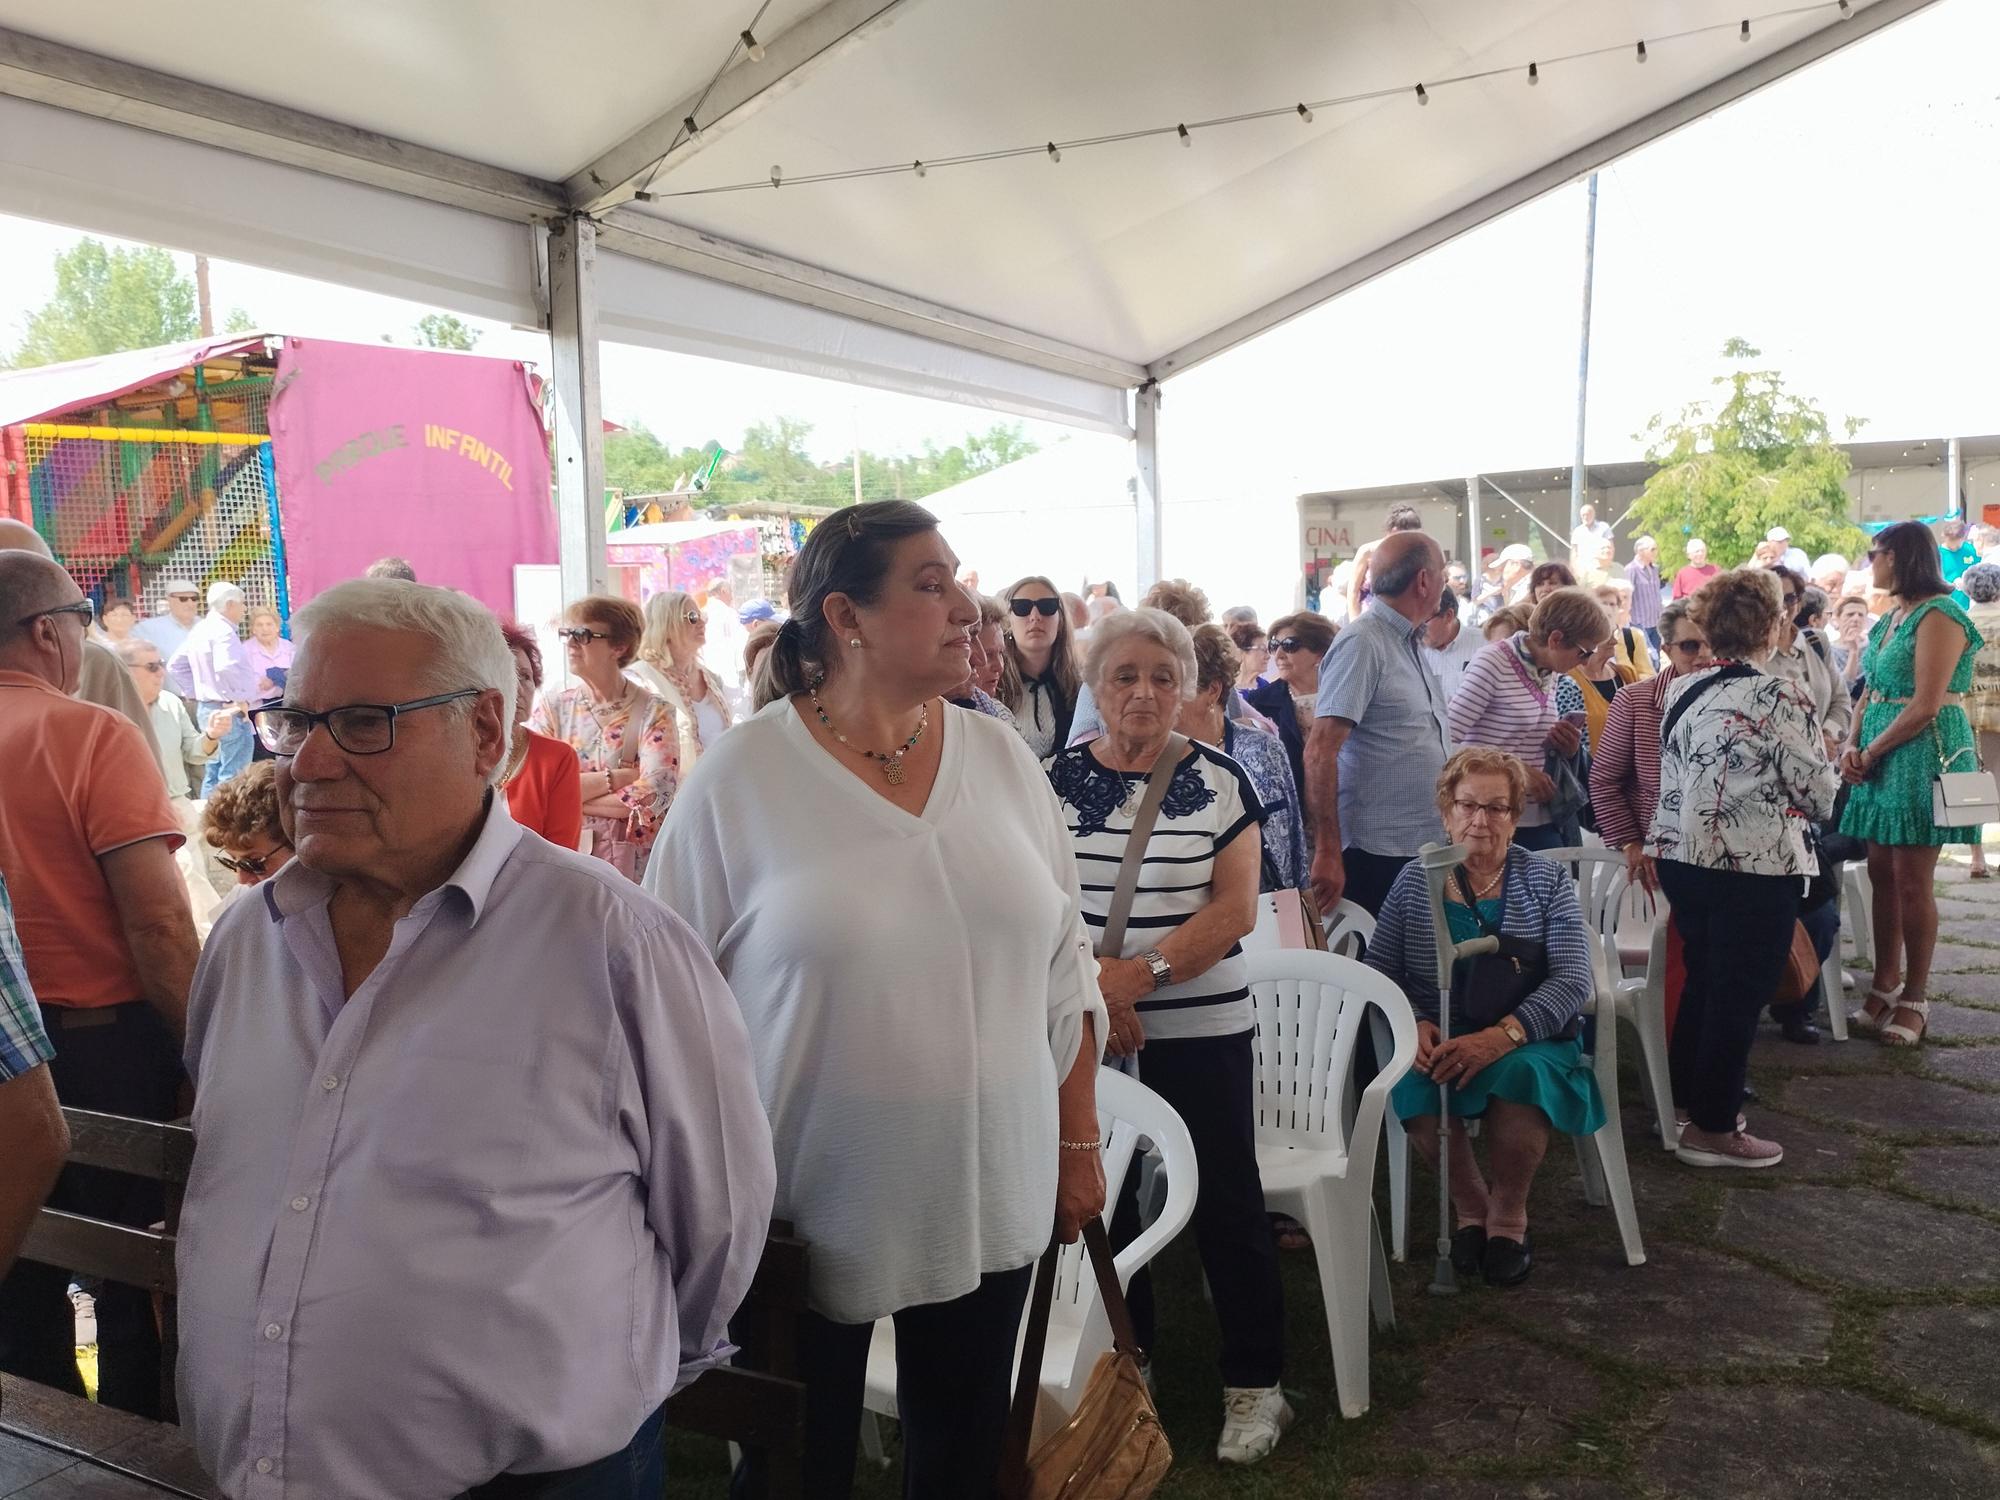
(1586, 597, 1710, 894)
(1447, 589, 1611, 850)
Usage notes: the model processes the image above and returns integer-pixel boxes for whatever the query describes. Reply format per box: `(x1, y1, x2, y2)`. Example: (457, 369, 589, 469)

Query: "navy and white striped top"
(1364, 846, 1594, 1042)
(1047, 739, 1264, 1041)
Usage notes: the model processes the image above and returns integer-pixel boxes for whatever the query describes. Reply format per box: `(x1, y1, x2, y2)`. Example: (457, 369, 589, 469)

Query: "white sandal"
(1849, 983, 1903, 1037)
(1880, 998, 1929, 1048)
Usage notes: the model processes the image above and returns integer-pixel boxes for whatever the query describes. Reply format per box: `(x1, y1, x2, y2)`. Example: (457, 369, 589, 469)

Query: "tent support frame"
(549, 215, 609, 604)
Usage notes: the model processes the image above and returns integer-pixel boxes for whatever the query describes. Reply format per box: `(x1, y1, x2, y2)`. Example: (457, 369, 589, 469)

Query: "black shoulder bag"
(1446, 864, 1548, 1030)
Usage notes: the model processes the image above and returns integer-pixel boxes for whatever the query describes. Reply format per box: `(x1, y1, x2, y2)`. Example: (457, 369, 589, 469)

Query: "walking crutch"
(1416, 841, 1500, 1295)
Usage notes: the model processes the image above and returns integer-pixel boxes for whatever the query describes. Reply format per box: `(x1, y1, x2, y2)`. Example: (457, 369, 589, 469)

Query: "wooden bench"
(9, 1109, 811, 1497)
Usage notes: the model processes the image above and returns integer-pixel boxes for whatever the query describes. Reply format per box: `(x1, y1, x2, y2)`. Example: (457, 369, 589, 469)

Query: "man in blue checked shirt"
(0, 876, 69, 1277)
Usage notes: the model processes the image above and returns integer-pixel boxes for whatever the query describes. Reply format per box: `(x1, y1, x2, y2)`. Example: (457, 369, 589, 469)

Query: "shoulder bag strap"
(1451, 863, 1507, 940)
(1660, 663, 1756, 748)
(1099, 733, 1189, 960)
(999, 1219, 1140, 1493)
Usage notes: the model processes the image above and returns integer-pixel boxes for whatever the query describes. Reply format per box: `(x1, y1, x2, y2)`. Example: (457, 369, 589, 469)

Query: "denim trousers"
(459, 1403, 666, 1499)
(198, 701, 255, 794)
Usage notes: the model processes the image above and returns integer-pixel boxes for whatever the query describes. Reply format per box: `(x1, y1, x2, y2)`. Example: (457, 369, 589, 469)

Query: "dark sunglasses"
(132, 659, 166, 674)
(1665, 639, 1705, 655)
(557, 626, 611, 643)
(1271, 637, 1310, 654)
(16, 599, 93, 628)
(1010, 597, 1062, 618)
(216, 841, 290, 877)
(682, 611, 702, 625)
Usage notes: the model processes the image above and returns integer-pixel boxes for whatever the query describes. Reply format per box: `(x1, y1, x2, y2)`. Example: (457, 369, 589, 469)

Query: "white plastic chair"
(859, 1068, 1198, 1442)
(1385, 918, 1646, 1270)
(1246, 948, 1416, 1419)
(1323, 899, 1376, 958)
(1615, 908, 1679, 1151)
(1842, 860, 1874, 971)
(1542, 846, 1654, 978)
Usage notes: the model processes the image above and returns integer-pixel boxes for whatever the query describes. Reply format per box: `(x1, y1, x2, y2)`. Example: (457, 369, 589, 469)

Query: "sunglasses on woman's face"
(216, 841, 289, 876)
(557, 627, 610, 643)
(683, 611, 702, 625)
(1010, 597, 1062, 618)
(1271, 637, 1309, 654)
(1666, 639, 1705, 655)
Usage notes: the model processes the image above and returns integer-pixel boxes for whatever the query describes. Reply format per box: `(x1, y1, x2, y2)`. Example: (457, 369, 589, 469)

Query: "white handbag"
(1933, 724, 2000, 827)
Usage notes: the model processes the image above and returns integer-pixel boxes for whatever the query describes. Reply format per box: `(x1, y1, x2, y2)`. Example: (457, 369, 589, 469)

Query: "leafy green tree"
(412, 313, 482, 351)
(1627, 340, 1866, 571)
(605, 422, 718, 496)
(7, 239, 199, 368)
(222, 307, 259, 334)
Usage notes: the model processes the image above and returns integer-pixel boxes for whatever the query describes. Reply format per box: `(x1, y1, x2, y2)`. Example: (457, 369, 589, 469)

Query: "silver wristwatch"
(1140, 948, 1173, 990)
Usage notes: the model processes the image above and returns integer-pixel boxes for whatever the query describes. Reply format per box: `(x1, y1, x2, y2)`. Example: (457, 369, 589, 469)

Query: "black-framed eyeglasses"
(556, 626, 611, 643)
(1009, 597, 1062, 618)
(1272, 637, 1310, 653)
(252, 690, 480, 756)
(16, 599, 93, 628)
(1450, 797, 1515, 822)
(216, 840, 290, 877)
(1781, 592, 1800, 606)
(131, 659, 166, 674)
(1666, 639, 1706, 655)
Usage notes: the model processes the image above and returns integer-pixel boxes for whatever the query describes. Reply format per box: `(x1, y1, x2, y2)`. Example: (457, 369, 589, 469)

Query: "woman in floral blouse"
(529, 595, 679, 881)
(1649, 569, 1839, 1171)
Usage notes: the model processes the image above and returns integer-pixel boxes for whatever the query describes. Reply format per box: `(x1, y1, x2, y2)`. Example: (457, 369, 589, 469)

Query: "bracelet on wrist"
(1058, 1138, 1102, 1152)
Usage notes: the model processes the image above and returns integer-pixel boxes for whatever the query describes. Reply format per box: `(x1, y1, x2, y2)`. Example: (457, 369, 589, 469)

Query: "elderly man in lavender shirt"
(175, 580, 776, 1500)
(166, 580, 261, 794)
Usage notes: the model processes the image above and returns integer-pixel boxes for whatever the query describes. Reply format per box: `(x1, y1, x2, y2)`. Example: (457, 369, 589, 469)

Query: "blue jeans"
(1511, 822, 1567, 852)
(459, 1402, 665, 1499)
(198, 701, 254, 795)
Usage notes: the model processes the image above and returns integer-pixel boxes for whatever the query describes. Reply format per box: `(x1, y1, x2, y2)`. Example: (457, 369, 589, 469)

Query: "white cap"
(160, 578, 199, 597)
(1766, 526, 1791, 542)
(206, 580, 244, 609)
(1498, 543, 1534, 563)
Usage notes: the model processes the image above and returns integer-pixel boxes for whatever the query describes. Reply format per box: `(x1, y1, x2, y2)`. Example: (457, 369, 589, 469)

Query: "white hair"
(291, 579, 515, 783)
(1083, 606, 1199, 702)
(1809, 553, 1849, 581)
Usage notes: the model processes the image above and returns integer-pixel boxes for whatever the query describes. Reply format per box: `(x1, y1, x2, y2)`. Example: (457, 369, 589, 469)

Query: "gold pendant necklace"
(810, 688, 927, 784)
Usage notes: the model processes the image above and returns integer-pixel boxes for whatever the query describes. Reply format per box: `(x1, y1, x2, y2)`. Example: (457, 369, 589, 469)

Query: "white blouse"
(645, 698, 1106, 1324)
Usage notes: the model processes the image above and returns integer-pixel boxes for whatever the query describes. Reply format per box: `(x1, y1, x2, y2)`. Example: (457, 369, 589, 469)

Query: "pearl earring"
(848, 638, 863, 648)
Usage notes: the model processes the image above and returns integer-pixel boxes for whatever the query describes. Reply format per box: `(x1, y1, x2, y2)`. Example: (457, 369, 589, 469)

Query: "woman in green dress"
(1841, 521, 1987, 1047)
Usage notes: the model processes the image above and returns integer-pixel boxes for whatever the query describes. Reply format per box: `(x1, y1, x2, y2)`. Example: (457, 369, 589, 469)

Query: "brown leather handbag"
(1770, 920, 1821, 1006)
(997, 1218, 1172, 1500)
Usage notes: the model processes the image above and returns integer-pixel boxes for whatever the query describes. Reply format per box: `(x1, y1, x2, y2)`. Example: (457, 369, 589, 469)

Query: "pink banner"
(269, 337, 554, 613)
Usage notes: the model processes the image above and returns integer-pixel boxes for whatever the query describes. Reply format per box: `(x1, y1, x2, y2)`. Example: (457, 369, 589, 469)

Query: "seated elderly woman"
(201, 760, 293, 889)
(1045, 606, 1291, 1466)
(1178, 622, 1308, 891)
(1364, 747, 1602, 1287)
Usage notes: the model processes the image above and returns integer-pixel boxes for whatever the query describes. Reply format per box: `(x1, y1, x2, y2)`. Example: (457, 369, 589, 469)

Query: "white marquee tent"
(0, 0, 1939, 599)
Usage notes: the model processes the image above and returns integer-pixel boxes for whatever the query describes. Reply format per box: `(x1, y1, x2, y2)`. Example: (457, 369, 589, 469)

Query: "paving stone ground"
(697, 850, 2000, 1497)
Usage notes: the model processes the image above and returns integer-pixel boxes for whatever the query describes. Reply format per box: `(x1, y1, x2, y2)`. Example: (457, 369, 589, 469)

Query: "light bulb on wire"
(1527, 61, 1539, 85)
(1177, 123, 1191, 147)
(740, 29, 765, 62)
(1047, 141, 1061, 163)
(1415, 82, 1429, 105)
(1297, 102, 1313, 123)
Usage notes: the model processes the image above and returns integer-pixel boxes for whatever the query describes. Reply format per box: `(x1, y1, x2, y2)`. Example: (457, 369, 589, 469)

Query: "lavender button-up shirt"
(176, 798, 776, 1499)
(166, 608, 262, 703)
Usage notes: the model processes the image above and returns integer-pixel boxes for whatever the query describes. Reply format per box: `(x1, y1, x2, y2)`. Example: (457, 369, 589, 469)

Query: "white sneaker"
(1217, 1385, 1293, 1465)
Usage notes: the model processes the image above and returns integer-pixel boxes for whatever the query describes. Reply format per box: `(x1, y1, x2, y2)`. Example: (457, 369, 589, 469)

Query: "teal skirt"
(1391, 1037, 1607, 1137)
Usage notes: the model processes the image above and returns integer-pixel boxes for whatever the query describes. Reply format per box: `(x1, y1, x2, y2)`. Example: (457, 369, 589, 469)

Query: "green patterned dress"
(1840, 596, 1985, 847)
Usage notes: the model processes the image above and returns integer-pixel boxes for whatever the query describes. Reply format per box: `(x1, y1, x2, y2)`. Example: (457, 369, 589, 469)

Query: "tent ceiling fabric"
(0, 0, 1935, 411)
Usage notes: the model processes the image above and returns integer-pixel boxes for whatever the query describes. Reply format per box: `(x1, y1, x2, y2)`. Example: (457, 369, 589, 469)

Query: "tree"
(412, 313, 482, 351)
(604, 422, 718, 496)
(7, 239, 200, 368)
(222, 307, 259, 334)
(1626, 340, 1867, 571)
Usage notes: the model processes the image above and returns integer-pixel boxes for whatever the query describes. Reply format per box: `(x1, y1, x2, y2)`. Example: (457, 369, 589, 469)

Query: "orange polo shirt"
(0, 670, 182, 1008)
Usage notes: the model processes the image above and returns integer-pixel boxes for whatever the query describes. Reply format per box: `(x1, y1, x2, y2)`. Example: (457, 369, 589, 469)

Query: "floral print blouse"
(1647, 665, 1839, 877)
(529, 684, 680, 875)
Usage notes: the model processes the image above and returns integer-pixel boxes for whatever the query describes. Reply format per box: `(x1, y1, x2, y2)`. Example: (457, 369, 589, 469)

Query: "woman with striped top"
(1587, 597, 1710, 895)
(1446, 588, 1610, 850)
(1045, 606, 1290, 1467)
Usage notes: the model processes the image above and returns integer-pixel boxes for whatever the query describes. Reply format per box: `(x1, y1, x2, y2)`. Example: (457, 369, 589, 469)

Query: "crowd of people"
(0, 500, 1995, 1499)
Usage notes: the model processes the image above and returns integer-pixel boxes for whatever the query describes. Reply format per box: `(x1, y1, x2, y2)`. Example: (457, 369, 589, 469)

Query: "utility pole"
(195, 253, 214, 337)
(1569, 173, 1598, 552)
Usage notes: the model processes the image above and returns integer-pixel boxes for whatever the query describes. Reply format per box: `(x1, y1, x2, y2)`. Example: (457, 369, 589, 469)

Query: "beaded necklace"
(810, 687, 928, 784)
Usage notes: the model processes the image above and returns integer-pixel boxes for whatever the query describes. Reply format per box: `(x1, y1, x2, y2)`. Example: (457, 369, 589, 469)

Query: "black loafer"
(1483, 1233, 1533, 1287)
(1780, 1016, 1822, 1045)
(1450, 1225, 1487, 1277)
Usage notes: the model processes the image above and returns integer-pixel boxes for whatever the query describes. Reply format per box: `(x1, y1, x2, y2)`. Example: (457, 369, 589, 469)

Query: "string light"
(770, 165, 783, 187)
(645, 0, 1869, 200)
(741, 29, 766, 62)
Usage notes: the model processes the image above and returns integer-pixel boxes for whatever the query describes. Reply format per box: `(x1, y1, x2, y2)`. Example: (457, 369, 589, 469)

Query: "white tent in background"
(924, 440, 1141, 602)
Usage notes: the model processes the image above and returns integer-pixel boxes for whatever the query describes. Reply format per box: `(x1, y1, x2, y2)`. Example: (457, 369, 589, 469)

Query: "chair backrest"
(1537, 845, 1655, 946)
(1245, 948, 1419, 1161)
(1043, 1068, 1198, 1333)
(1324, 899, 1376, 958)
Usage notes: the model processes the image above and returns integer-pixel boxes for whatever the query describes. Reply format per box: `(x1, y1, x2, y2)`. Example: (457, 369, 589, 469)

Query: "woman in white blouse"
(646, 501, 1105, 1500)
(1649, 569, 1839, 1171)
(627, 589, 733, 773)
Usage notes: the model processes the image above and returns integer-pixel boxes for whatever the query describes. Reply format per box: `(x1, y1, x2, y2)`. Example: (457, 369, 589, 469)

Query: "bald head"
(1370, 531, 1443, 597)
(0, 519, 53, 559)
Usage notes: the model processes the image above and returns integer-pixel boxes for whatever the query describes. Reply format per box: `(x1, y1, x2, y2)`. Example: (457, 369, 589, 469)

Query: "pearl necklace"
(810, 688, 927, 784)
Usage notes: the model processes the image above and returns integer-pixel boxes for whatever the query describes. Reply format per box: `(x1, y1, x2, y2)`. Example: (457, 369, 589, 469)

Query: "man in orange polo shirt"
(0, 550, 199, 1419)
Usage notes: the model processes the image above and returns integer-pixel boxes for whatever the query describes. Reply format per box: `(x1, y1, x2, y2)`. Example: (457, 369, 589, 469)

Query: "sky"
(0, 0, 1993, 506)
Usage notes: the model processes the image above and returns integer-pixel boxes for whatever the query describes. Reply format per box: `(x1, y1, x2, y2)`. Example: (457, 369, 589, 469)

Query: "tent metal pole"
(549, 215, 609, 604)
(1569, 173, 1598, 551)
(1134, 382, 1163, 592)
(1947, 435, 1963, 520)
(1465, 475, 1482, 571)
